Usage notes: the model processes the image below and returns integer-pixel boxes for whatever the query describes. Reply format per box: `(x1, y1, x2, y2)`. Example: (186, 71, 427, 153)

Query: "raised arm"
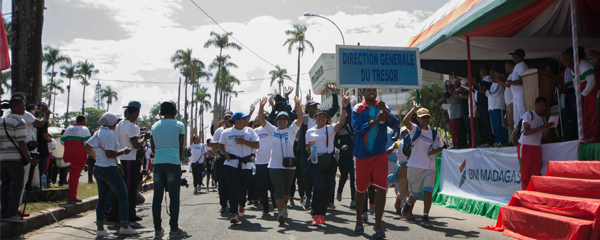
(334, 94, 349, 133)
(325, 83, 339, 117)
(294, 96, 304, 128)
(258, 97, 269, 127)
(403, 100, 421, 131)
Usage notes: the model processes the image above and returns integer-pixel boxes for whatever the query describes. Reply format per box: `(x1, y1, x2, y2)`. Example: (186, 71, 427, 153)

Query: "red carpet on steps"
(482, 161, 600, 240)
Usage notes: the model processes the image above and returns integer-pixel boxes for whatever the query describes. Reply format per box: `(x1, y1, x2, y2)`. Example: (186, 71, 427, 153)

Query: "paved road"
(15, 169, 511, 239)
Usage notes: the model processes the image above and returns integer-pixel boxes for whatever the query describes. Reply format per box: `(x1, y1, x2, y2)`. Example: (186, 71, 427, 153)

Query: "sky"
(1, 0, 448, 134)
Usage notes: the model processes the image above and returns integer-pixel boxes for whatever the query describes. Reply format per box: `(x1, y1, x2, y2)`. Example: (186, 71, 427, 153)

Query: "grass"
(19, 183, 99, 214)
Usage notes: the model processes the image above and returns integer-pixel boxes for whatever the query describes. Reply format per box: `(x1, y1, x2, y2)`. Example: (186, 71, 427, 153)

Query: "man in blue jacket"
(352, 88, 399, 238)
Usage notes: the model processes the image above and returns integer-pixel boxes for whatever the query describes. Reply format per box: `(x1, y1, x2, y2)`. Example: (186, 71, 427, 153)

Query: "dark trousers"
(216, 157, 228, 209)
(308, 160, 336, 215)
(300, 152, 313, 199)
(247, 173, 259, 201)
(151, 164, 182, 232)
(478, 107, 495, 145)
(255, 164, 275, 209)
(562, 88, 578, 141)
(1, 161, 25, 218)
(37, 154, 49, 183)
(108, 160, 140, 222)
(337, 155, 355, 200)
(456, 117, 468, 148)
(291, 144, 304, 199)
(87, 156, 96, 183)
(223, 166, 251, 214)
(191, 162, 205, 188)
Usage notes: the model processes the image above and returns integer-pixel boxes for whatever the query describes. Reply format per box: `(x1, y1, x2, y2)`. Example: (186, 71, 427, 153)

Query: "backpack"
(511, 111, 543, 146)
(402, 126, 438, 159)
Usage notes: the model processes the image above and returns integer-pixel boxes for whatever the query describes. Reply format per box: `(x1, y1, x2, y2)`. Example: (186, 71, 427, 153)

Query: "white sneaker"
(117, 227, 138, 235)
(96, 229, 110, 237)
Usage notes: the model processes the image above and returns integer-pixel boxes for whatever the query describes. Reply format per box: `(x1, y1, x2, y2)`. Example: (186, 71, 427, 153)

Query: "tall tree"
(100, 86, 118, 112)
(60, 64, 76, 127)
(76, 60, 99, 115)
(209, 55, 237, 116)
(171, 48, 200, 140)
(283, 25, 314, 97)
(42, 46, 71, 112)
(194, 86, 211, 141)
(11, 0, 44, 105)
(42, 78, 64, 108)
(204, 31, 242, 121)
(269, 65, 291, 95)
(1, 70, 10, 96)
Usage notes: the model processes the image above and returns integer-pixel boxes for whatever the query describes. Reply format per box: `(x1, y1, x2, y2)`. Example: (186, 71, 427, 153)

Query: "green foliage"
(83, 107, 106, 134)
(398, 83, 447, 130)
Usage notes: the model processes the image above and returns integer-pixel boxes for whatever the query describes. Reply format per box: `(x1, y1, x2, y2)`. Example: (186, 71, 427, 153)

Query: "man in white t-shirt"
(401, 103, 444, 227)
(484, 68, 507, 147)
(517, 97, 553, 190)
(210, 111, 233, 213)
(507, 49, 528, 127)
(250, 119, 275, 214)
(110, 101, 150, 223)
(219, 112, 260, 224)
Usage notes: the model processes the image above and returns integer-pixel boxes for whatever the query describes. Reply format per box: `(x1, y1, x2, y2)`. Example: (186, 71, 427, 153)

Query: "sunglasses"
(420, 116, 431, 120)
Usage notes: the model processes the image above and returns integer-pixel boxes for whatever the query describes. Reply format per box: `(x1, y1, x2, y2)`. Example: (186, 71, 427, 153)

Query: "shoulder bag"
(315, 125, 333, 172)
(3, 118, 29, 166)
(280, 129, 297, 167)
(94, 130, 125, 176)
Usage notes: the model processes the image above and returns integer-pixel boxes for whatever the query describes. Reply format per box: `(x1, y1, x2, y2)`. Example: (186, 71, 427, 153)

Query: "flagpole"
(570, 0, 584, 142)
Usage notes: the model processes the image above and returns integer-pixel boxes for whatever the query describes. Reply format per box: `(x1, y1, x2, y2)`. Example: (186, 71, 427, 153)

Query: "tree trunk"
(106, 102, 110, 112)
(49, 65, 55, 109)
(82, 82, 86, 114)
(177, 77, 181, 120)
(64, 77, 71, 127)
(191, 82, 195, 130)
(11, 0, 44, 105)
(184, 77, 188, 146)
(295, 49, 301, 97)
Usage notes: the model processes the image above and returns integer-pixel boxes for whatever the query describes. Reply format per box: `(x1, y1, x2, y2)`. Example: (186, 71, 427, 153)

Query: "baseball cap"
(416, 108, 431, 118)
(316, 108, 330, 117)
(159, 101, 177, 115)
(230, 112, 249, 122)
(509, 49, 526, 57)
(276, 111, 289, 120)
(123, 101, 141, 109)
(223, 111, 233, 118)
(306, 100, 319, 106)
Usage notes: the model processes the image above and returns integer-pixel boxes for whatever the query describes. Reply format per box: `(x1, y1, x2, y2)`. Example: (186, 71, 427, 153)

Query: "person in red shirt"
(60, 116, 91, 202)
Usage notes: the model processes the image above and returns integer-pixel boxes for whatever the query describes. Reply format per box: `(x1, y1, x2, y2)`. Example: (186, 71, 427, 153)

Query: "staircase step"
(501, 206, 593, 240)
(547, 161, 600, 179)
(528, 176, 600, 198)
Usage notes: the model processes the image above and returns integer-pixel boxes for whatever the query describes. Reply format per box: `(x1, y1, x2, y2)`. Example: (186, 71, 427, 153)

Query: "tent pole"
(466, 36, 476, 148)
(570, 0, 584, 142)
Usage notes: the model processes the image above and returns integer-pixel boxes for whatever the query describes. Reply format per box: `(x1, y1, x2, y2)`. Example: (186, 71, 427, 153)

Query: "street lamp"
(303, 12, 345, 45)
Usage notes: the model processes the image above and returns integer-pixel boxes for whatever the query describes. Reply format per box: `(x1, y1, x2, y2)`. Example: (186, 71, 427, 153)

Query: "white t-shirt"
(392, 140, 408, 166)
(114, 120, 140, 160)
(190, 143, 207, 164)
(406, 123, 444, 170)
(253, 127, 272, 165)
(87, 127, 120, 167)
(306, 116, 317, 130)
(511, 61, 528, 101)
(212, 127, 225, 147)
(48, 139, 56, 153)
(20, 111, 36, 142)
(519, 111, 546, 146)
(504, 78, 513, 105)
(486, 82, 505, 110)
(305, 125, 336, 155)
(219, 127, 259, 169)
(264, 121, 300, 169)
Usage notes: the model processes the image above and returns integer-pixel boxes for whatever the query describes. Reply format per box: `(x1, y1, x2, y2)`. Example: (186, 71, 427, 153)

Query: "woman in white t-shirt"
(305, 94, 349, 226)
(257, 96, 303, 224)
(218, 112, 260, 224)
(189, 132, 207, 194)
(83, 113, 137, 237)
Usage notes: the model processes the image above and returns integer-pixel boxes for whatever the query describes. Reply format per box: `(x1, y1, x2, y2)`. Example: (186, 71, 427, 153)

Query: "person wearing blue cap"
(219, 112, 260, 224)
(108, 101, 149, 224)
(257, 96, 303, 224)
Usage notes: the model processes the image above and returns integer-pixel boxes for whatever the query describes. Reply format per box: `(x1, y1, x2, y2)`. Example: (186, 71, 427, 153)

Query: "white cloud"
(352, 5, 370, 10)
(5, 1, 433, 137)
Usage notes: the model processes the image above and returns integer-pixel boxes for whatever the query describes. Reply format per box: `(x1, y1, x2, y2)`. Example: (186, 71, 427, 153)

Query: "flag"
(0, 16, 10, 71)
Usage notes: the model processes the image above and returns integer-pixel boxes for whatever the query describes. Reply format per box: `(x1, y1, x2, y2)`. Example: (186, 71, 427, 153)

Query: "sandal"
(373, 229, 386, 239)
(354, 225, 364, 235)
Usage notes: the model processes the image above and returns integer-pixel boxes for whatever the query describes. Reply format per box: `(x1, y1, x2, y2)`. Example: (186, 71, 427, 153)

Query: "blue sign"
(336, 46, 421, 89)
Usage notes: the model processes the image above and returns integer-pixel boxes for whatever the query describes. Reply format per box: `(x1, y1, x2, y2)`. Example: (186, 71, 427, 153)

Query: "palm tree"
(60, 64, 76, 127)
(194, 86, 211, 141)
(283, 24, 314, 97)
(269, 65, 291, 95)
(100, 86, 118, 111)
(42, 78, 64, 109)
(43, 46, 71, 112)
(204, 31, 242, 120)
(171, 49, 201, 138)
(76, 60, 99, 115)
(150, 102, 161, 120)
(1, 70, 10, 96)
(221, 74, 240, 110)
(209, 55, 238, 116)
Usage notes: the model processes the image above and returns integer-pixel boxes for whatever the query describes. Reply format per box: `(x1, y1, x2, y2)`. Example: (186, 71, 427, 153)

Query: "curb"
(1, 182, 154, 238)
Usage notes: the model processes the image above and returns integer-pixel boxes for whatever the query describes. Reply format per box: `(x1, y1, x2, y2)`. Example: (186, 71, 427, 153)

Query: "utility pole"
(177, 77, 181, 120)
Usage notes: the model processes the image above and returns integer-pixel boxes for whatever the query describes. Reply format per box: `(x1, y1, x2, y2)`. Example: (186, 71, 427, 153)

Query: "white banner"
(439, 141, 578, 205)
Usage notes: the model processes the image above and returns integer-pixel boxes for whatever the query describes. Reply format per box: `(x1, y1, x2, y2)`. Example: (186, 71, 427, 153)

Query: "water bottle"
(41, 174, 47, 190)
(252, 162, 257, 175)
(310, 146, 318, 164)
